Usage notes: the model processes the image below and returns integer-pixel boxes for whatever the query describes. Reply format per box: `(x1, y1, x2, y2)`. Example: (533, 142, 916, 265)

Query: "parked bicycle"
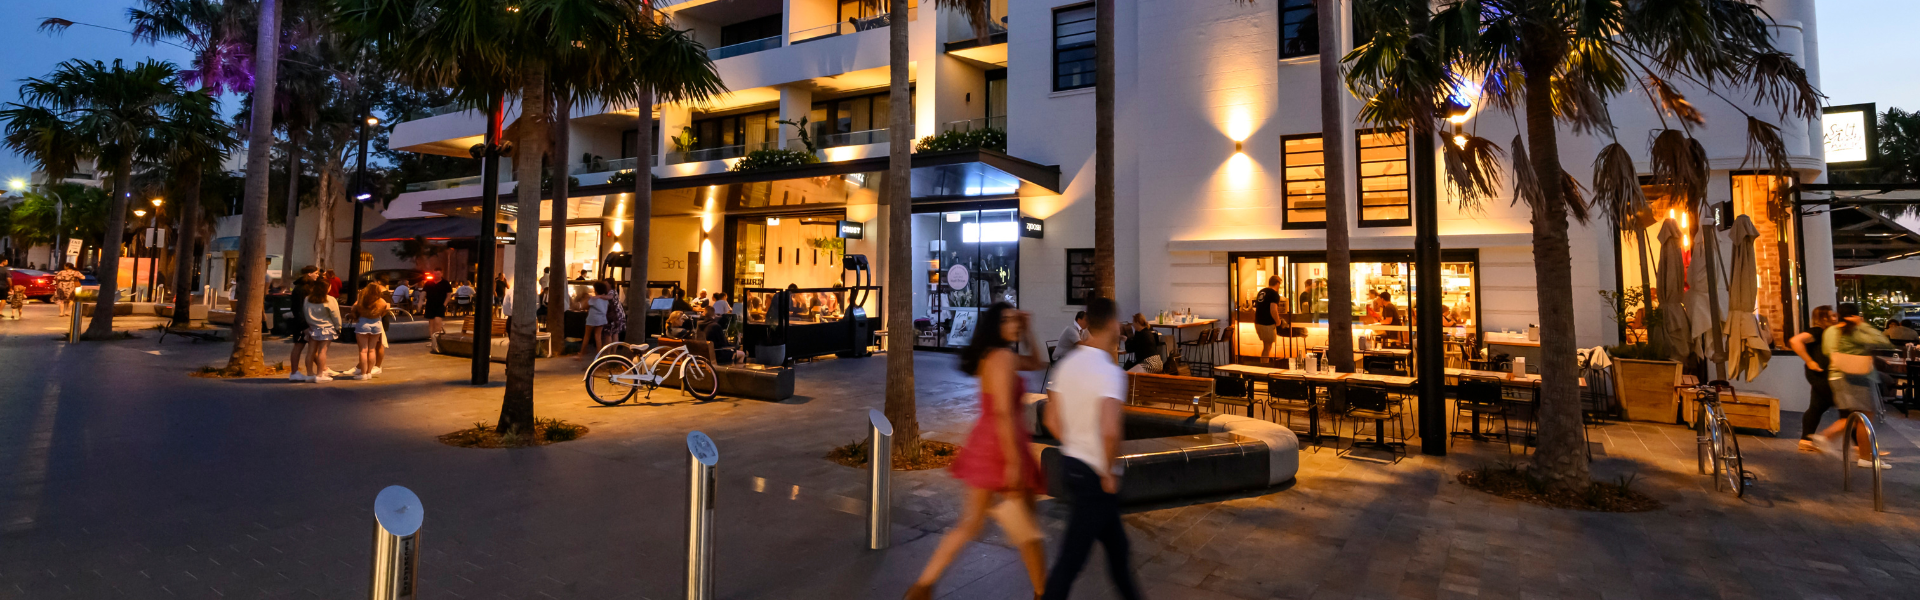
(584, 341, 721, 404)
(1693, 380, 1750, 497)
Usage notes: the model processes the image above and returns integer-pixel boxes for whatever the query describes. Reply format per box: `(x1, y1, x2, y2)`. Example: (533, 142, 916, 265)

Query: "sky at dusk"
(2, 0, 1917, 183)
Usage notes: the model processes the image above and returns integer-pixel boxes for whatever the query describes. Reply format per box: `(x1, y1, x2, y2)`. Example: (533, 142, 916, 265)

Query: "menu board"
(1066, 248, 1095, 306)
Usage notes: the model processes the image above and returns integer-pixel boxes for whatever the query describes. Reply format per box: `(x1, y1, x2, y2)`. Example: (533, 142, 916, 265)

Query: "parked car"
(8, 269, 56, 302)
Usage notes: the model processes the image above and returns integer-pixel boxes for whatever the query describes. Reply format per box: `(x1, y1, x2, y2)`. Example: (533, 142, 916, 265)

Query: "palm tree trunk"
(223, 0, 279, 373)
(884, 0, 921, 462)
(1521, 52, 1589, 490)
(1092, 0, 1115, 299)
(82, 159, 133, 340)
(170, 163, 203, 327)
(1318, 0, 1353, 371)
(625, 87, 654, 344)
(501, 62, 549, 435)
(281, 129, 304, 281)
(546, 93, 571, 351)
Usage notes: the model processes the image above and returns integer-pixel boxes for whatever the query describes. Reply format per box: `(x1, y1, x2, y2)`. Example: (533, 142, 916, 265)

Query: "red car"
(8, 269, 57, 302)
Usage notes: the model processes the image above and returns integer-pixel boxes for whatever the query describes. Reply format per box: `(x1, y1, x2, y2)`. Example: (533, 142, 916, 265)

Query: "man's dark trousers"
(1042, 457, 1142, 600)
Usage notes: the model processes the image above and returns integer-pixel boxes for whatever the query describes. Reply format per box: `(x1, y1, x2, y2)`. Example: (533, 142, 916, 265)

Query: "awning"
(347, 216, 487, 242)
(209, 236, 240, 252)
(1838, 257, 1920, 278)
(417, 148, 1063, 219)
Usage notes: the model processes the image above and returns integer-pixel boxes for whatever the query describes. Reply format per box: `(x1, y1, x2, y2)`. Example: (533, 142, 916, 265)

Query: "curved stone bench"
(1028, 396, 1298, 505)
(386, 320, 433, 343)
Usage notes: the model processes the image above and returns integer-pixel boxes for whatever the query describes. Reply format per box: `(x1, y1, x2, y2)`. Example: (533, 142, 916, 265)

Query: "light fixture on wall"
(1445, 98, 1472, 148)
(768, 217, 780, 226)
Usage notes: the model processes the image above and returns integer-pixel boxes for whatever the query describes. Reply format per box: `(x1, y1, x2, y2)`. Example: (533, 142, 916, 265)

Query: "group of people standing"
(906, 297, 1142, 600)
(1790, 303, 1897, 468)
(284, 266, 395, 382)
(0, 258, 85, 320)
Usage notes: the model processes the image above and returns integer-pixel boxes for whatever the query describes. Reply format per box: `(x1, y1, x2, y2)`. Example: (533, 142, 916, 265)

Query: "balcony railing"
(419, 102, 470, 118)
(808, 128, 890, 149)
(571, 156, 645, 175)
(665, 144, 746, 165)
(790, 6, 917, 44)
(942, 116, 1006, 134)
(402, 173, 510, 193)
(707, 35, 782, 60)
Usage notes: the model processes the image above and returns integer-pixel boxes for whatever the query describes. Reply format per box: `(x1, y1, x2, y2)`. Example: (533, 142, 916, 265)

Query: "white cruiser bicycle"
(584, 341, 721, 405)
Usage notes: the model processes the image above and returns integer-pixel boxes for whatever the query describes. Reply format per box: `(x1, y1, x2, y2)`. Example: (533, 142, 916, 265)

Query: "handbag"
(1832, 352, 1875, 376)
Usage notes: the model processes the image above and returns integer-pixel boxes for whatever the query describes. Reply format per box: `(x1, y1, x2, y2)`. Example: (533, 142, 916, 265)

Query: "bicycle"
(584, 341, 721, 405)
(1692, 380, 1750, 497)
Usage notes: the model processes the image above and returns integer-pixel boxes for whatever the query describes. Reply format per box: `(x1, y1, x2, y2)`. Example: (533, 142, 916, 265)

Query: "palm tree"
(1346, 0, 1819, 488)
(1318, 0, 1355, 372)
(152, 90, 239, 325)
(2, 59, 185, 339)
(223, 0, 283, 373)
(621, 2, 726, 345)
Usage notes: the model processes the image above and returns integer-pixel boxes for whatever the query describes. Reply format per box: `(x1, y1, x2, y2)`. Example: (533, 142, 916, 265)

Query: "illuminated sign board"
(1020, 216, 1045, 239)
(836, 220, 864, 239)
(1823, 103, 1877, 168)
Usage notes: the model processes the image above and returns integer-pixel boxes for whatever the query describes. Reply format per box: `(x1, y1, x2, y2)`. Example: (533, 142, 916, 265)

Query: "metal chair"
(1211, 374, 1255, 418)
(1451, 378, 1513, 454)
(1363, 355, 1407, 376)
(1265, 376, 1320, 443)
(1342, 384, 1407, 460)
(1179, 328, 1214, 366)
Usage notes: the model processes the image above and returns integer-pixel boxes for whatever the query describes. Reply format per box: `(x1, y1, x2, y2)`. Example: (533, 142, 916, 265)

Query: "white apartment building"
(384, 0, 1834, 402)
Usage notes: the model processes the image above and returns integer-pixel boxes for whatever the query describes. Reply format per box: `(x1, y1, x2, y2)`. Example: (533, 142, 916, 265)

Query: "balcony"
(570, 156, 648, 175)
(707, 35, 781, 61)
(942, 117, 1006, 134)
(403, 173, 509, 193)
(790, 6, 917, 45)
(664, 142, 779, 166)
(810, 128, 889, 149)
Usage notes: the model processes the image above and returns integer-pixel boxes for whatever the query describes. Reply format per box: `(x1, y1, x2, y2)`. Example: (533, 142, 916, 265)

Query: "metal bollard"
(369, 485, 424, 600)
(685, 431, 719, 600)
(1191, 395, 1203, 417)
(68, 304, 81, 342)
(1839, 412, 1885, 512)
(1695, 404, 1709, 475)
(867, 409, 893, 550)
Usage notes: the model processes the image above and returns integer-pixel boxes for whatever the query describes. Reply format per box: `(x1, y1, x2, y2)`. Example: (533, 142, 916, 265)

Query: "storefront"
(1615, 174, 1801, 347)
(911, 202, 1023, 349)
(1225, 250, 1479, 366)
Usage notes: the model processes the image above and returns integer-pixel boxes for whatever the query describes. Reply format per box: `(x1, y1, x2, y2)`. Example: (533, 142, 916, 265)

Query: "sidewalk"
(2, 301, 1919, 599)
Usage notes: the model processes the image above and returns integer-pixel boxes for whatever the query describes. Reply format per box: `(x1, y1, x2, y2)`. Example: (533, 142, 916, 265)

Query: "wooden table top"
(1345, 373, 1418, 387)
(1213, 364, 1349, 381)
(1484, 335, 1541, 347)
(1149, 319, 1219, 330)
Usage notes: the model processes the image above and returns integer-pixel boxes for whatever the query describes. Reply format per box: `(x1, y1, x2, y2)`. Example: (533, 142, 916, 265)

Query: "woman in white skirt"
(353, 282, 390, 380)
(577, 281, 612, 360)
(303, 284, 342, 382)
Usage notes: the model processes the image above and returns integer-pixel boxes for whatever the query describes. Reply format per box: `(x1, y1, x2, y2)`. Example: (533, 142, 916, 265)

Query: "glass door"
(913, 207, 1021, 349)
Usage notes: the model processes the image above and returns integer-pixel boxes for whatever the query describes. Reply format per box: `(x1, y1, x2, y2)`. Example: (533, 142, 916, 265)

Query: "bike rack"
(1839, 412, 1886, 512)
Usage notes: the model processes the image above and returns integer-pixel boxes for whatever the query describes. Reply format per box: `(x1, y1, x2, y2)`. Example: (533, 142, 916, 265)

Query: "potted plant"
(1607, 342, 1683, 423)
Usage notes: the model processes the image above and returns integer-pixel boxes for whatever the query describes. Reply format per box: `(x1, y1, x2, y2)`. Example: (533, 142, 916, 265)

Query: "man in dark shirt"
(423, 271, 454, 335)
(1252, 275, 1284, 364)
(0, 258, 13, 293)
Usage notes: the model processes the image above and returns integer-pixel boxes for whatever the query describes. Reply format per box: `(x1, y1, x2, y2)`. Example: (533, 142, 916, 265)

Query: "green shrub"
(540, 173, 580, 191)
(605, 169, 659, 186)
(731, 148, 820, 172)
(914, 127, 1007, 153)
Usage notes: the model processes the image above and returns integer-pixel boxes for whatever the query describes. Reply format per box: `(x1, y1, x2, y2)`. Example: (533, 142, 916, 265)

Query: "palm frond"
(1648, 129, 1708, 213)
(1510, 135, 1543, 210)
(1739, 115, 1790, 178)
(1645, 75, 1703, 126)
(1592, 142, 1654, 232)
(1561, 169, 1592, 224)
(1442, 134, 1504, 211)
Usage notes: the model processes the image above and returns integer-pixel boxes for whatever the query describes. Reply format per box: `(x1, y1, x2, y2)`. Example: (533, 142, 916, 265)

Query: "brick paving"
(3, 301, 1920, 599)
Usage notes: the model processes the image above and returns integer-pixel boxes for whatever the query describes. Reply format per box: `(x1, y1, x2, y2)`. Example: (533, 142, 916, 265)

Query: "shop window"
(1282, 134, 1327, 229)
(1357, 128, 1410, 227)
(1053, 3, 1096, 91)
(912, 208, 1022, 347)
(1225, 252, 1478, 366)
(1614, 180, 1685, 346)
(1277, 0, 1316, 59)
(1732, 173, 1799, 345)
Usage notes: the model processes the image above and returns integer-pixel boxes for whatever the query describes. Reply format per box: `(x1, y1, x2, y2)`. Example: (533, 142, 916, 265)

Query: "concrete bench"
(1030, 397, 1298, 505)
(658, 363, 794, 401)
(154, 304, 210, 327)
(435, 332, 552, 361)
(387, 320, 434, 343)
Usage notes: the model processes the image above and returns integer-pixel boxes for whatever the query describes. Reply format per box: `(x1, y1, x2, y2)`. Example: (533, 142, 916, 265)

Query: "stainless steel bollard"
(867, 409, 894, 550)
(369, 485, 424, 600)
(1840, 413, 1885, 512)
(685, 431, 719, 600)
(68, 304, 81, 343)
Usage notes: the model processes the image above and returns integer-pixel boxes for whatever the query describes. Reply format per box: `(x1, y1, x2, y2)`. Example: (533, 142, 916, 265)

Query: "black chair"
(1211, 375, 1255, 417)
(1266, 377, 1320, 443)
(1452, 379, 1513, 454)
(1363, 355, 1407, 376)
(1342, 384, 1406, 461)
(1179, 328, 1215, 368)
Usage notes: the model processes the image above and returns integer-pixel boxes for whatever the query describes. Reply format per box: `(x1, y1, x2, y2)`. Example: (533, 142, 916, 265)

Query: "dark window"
(619, 119, 661, 159)
(807, 89, 904, 143)
(1278, 0, 1316, 59)
(689, 110, 778, 152)
(1282, 134, 1327, 229)
(986, 68, 1008, 122)
(719, 14, 782, 47)
(1357, 128, 1410, 227)
(1053, 3, 1096, 91)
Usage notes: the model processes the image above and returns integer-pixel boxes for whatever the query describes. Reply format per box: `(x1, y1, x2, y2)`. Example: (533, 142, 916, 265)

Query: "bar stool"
(1179, 328, 1214, 367)
(1284, 326, 1309, 363)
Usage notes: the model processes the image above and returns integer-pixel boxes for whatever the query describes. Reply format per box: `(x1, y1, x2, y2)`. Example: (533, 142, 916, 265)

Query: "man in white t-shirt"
(1056, 310, 1087, 357)
(1041, 297, 1141, 600)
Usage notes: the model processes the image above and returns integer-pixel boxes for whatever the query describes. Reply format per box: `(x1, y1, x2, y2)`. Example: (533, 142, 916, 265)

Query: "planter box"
(1615, 358, 1682, 423)
(1682, 389, 1781, 435)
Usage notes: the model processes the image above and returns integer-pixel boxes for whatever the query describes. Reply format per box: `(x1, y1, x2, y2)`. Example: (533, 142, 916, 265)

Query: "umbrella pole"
(1705, 223, 1726, 381)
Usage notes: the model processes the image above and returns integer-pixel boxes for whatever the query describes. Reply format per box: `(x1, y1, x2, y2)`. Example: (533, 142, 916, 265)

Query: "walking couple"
(1791, 303, 1896, 468)
(907, 297, 1142, 600)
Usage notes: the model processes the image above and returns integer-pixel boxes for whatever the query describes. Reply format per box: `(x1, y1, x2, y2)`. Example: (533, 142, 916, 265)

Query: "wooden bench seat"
(1127, 372, 1215, 410)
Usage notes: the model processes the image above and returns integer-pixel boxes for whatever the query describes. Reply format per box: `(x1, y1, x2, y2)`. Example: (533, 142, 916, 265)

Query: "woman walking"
(906, 302, 1048, 600)
(53, 263, 82, 317)
(1789, 306, 1838, 452)
(303, 283, 342, 382)
(352, 282, 390, 380)
(577, 281, 612, 360)
(1812, 303, 1895, 468)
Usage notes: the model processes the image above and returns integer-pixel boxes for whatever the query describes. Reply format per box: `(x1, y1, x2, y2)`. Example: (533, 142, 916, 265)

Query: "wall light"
(1453, 134, 1468, 148)
(1234, 140, 1244, 154)
(768, 217, 780, 226)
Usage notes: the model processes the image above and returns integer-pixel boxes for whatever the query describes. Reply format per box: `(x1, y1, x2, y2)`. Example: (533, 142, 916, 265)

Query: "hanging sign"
(947, 264, 969, 290)
(1020, 216, 1045, 239)
(836, 220, 864, 239)
(1823, 103, 1877, 168)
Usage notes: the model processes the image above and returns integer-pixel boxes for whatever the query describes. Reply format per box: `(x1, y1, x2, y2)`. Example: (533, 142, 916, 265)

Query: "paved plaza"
(4, 302, 1920, 599)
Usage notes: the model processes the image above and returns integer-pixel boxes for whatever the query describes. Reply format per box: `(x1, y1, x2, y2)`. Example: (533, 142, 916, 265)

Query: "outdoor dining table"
(1150, 319, 1220, 352)
(1213, 364, 1346, 440)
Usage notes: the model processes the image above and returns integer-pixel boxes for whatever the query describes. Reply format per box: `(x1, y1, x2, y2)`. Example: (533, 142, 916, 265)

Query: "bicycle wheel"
(680, 355, 721, 401)
(1716, 416, 1746, 497)
(585, 355, 639, 406)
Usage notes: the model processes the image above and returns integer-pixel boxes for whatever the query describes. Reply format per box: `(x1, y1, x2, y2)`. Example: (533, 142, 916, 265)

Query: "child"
(7, 284, 27, 319)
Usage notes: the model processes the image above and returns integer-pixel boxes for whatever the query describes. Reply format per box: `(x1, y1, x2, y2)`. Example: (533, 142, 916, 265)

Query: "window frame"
(1355, 126, 1411, 228)
(1281, 132, 1329, 230)
(1052, 2, 1097, 92)
(1277, 0, 1317, 59)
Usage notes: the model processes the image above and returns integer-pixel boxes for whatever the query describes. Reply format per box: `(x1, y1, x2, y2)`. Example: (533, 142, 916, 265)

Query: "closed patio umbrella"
(1725, 215, 1771, 381)
(1684, 215, 1729, 373)
(1654, 219, 1692, 362)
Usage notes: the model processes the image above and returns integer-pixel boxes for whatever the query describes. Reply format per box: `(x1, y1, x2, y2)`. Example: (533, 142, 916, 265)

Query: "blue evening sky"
(1, 0, 1916, 182)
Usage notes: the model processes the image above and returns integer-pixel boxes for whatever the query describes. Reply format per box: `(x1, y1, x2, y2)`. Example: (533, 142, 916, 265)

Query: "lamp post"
(11, 179, 66, 269)
(133, 208, 150, 302)
(147, 198, 164, 302)
(346, 115, 378, 304)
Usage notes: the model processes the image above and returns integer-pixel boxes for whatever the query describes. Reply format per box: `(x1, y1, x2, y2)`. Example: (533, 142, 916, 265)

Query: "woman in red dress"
(907, 302, 1049, 600)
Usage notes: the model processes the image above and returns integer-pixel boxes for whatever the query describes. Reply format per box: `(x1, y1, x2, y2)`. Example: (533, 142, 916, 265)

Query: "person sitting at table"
(1887, 319, 1919, 343)
(698, 319, 747, 365)
(1057, 310, 1088, 354)
(1123, 313, 1161, 369)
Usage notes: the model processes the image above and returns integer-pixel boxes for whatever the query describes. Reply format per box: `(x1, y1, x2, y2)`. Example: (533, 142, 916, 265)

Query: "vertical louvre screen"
(1283, 134, 1327, 228)
(1357, 128, 1410, 227)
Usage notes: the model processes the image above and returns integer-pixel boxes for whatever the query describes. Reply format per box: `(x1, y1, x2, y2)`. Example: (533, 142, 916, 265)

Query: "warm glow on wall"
(609, 242, 623, 252)
(1225, 109, 1254, 144)
(845, 205, 878, 222)
(824, 146, 861, 162)
(1022, 195, 1066, 220)
(1226, 152, 1254, 186)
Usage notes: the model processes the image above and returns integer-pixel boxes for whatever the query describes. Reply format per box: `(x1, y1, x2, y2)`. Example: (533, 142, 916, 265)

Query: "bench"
(1126, 372, 1215, 410)
(654, 340, 795, 401)
(159, 326, 227, 344)
(433, 316, 551, 360)
(1030, 398, 1298, 505)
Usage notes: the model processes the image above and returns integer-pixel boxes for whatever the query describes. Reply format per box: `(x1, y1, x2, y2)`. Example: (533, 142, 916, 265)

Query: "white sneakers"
(312, 374, 333, 382)
(1858, 458, 1895, 470)
(371, 366, 384, 377)
(293, 367, 380, 382)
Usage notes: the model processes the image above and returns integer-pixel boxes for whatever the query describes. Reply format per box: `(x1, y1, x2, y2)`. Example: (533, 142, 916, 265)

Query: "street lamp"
(148, 198, 165, 302)
(346, 114, 379, 304)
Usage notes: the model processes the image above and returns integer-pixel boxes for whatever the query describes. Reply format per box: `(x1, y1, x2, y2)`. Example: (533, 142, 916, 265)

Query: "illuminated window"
(1357, 128, 1410, 227)
(1732, 173, 1800, 345)
(1053, 3, 1096, 91)
(1278, 0, 1316, 59)
(1282, 134, 1327, 229)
